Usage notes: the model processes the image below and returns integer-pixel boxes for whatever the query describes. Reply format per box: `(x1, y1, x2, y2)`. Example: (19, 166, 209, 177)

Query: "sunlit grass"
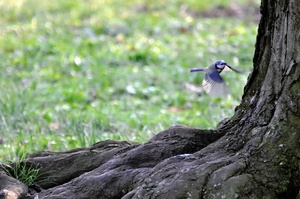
(0, 0, 259, 161)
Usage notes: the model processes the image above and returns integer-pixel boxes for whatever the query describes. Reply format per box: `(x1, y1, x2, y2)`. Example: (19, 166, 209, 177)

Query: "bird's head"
(214, 60, 227, 72)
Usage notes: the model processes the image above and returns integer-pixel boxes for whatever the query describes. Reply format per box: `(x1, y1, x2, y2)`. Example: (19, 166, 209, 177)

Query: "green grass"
(1, 154, 40, 186)
(0, 0, 259, 162)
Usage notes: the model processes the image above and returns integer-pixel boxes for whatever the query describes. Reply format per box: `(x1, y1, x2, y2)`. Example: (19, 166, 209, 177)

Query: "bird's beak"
(190, 68, 204, 73)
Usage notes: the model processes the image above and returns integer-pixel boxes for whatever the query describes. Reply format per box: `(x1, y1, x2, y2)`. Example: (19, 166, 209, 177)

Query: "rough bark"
(1, 0, 300, 198)
(1, 126, 224, 199)
(0, 170, 28, 199)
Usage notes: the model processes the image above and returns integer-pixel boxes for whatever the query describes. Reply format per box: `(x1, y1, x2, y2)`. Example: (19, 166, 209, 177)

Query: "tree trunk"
(1, 0, 300, 198)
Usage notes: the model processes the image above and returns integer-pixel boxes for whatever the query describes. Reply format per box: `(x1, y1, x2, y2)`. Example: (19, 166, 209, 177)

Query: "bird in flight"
(190, 60, 242, 98)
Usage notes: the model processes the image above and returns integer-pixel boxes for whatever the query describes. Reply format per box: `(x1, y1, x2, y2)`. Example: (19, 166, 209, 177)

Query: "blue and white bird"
(190, 60, 242, 98)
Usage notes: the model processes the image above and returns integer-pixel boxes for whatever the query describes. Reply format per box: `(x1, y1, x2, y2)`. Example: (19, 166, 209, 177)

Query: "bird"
(190, 60, 242, 98)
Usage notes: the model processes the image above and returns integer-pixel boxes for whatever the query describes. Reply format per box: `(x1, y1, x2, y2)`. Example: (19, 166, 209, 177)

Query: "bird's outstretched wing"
(190, 68, 205, 72)
(226, 65, 243, 73)
(202, 72, 229, 98)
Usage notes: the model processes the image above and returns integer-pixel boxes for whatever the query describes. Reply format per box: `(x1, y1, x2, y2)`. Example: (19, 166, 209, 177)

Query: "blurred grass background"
(0, 0, 260, 161)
